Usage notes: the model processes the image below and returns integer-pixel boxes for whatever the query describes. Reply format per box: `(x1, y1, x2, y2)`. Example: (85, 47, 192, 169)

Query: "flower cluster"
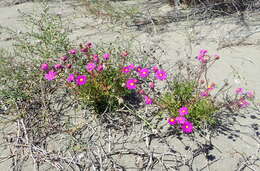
(40, 41, 169, 111)
(40, 42, 116, 86)
(197, 49, 208, 63)
(168, 107, 193, 133)
(200, 82, 216, 97)
(40, 46, 255, 134)
(234, 87, 254, 108)
(199, 50, 254, 112)
(195, 50, 254, 110)
(122, 64, 168, 105)
(196, 49, 220, 64)
(39, 42, 95, 86)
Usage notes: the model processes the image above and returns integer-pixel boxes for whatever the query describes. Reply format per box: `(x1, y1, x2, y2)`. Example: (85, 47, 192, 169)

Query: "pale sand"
(0, 0, 259, 170)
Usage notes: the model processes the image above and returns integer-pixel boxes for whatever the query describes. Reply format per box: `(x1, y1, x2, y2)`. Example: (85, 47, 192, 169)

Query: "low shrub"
(40, 42, 169, 114)
(41, 44, 255, 134)
(156, 50, 254, 133)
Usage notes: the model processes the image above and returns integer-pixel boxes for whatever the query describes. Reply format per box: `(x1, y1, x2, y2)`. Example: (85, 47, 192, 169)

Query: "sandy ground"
(0, 0, 260, 170)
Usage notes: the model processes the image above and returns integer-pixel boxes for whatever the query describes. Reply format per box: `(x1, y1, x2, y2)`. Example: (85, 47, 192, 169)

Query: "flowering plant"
(40, 42, 169, 114)
(157, 50, 255, 133)
(40, 46, 255, 133)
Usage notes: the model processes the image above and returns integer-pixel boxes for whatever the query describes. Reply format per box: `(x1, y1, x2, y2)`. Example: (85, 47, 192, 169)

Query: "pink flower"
(201, 58, 208, 63)
(126, 79, 138, 90)
(200, 91, 209, 97)
(246, 91, 254, 99)
(86, 62, 96, 72)
(139, 89, 145, 95)
(197, 49, 208, 62)
(103, 53, 110, 60)
(76, 75, 87, 86)
(93, 54, 99, 62)
(149, 82, 155, 89)
(207, 83, 216, 91)
(44, 70, 57, 80)
(152, 66, 159, 72)
(179, 107, 189, 116)
(40, 63, 49, 71)
(54, 64, 63, 70)
(235, 88, 244, 94)
(85, 42, 93, 48)
(121, 51, 128, 57)
(67, 74, 75, 82)
(168, 117, 177, 125)
(128, 64, 135, 70)
(80, 48, 88, 53)
(238, 99, 250, 108)
(197, 55, 204, 61)
(175, 116, 187, 124)
(69, 49, 77, 55)
(66, 64, 72, 69)
(144, 96, 153, 105)
(97, 64, 104, 72)
(122, 66, 131, 73)
(199, 49, 208, 56)
(135, 66, 142, 72)
(181, 121, 193, 133)
(155, 70, 167, 80)
(139, 68, 150, 78)
(214, 54, 220, 60)
(60, 55, 68, 61)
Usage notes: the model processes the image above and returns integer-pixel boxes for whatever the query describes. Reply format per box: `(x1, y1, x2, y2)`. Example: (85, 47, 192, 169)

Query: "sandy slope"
(0, 1, 259, 170)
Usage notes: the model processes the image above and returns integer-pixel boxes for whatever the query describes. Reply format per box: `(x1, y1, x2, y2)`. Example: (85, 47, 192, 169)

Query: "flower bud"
(54, 64, 63, 69)
(40, 63, 49, 71)
(103, 53, 110, 60)
(149, 82, 155, 89)
(121, 51, 128, 57)
(66, 64, 72, 69)
(214, 54, 220, 60)
(85, 42, 93, 48)
(68, 49, 77, 55)
(152, 66, 159, 72)
(139, 89, 145, 95)
(80, 48, 88, 53)
(60, 55, 68, 61)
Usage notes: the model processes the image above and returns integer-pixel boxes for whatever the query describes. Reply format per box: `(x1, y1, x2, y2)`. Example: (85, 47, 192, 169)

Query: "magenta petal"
(176, 116, 187, 124)
(44, 70, 57, 80)
(178, 107, 189, 116)
(168, 117, 177, 125)
(181, 121, 193, 133)
(126, 79, 137, 90)
(76, 75, 87, 85)
(40, 63, 49, 71)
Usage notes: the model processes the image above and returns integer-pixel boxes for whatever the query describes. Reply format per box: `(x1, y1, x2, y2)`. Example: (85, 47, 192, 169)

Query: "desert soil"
(0, 0, 260, 170)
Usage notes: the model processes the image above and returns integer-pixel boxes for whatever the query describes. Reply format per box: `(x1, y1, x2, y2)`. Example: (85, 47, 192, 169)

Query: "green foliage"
(159, 81, 196, 114)
(0, 49, 31, 103)
(170, 80, 196, 105)
(159, 80, 219, 127)
(188, 99, 218, 127)
(9, 3, 71, 61)
(0, 2, 72, 115)
(77, 66, 132, 114)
